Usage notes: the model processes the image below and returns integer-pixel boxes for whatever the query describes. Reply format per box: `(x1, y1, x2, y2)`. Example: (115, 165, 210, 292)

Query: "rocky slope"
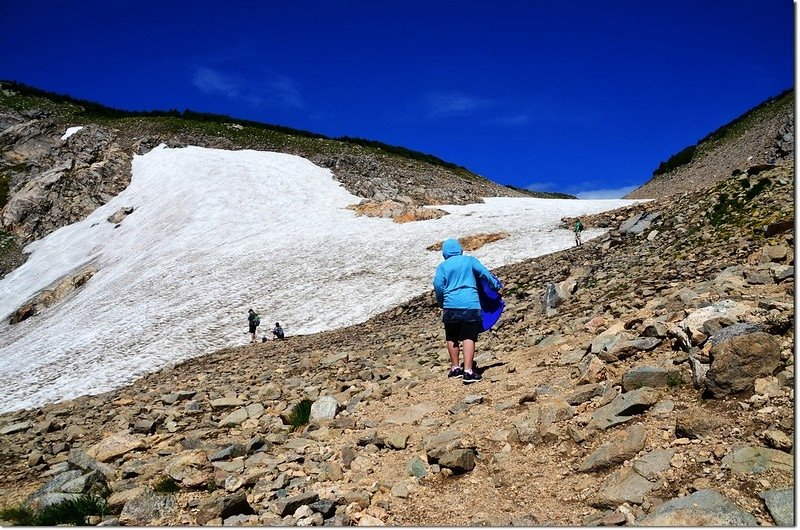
(0, 160, 793, 526)
(625, 89, 793, 200)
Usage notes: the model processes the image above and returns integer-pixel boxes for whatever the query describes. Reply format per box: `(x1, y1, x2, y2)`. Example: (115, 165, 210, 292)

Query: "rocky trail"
(0, 164, 794, 526)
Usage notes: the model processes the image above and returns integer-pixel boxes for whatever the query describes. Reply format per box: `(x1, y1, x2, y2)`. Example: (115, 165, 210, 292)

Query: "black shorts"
(443, 308, 482, 343)
(249, 324, 257, 333)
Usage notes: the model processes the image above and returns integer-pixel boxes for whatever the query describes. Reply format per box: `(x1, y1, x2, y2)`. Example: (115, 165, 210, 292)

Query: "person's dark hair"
(249, 309, 254, 313)
(275, 322, 280, 326)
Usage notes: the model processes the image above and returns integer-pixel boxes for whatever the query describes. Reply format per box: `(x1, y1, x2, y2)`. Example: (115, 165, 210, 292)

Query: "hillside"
(0, 87, 794, 527)
(0, 81, 572, 278)
(0, 158, 792, 526)
(625, 89, 794, 199)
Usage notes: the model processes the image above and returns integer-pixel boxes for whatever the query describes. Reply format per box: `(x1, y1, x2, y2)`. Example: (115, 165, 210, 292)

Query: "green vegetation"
(708, 177, 772, 227)
(153, 475, 180, 494)
(667, 372, 683, 387)
(289, 398, 313, 431)
(503, 184, 577, 200)
(652, 88, 793, 177)
(0, 494, 109, 526)
(0, 172, 11, 208)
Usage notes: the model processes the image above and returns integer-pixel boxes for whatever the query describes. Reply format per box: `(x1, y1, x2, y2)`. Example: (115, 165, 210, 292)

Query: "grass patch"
(289, 399, 313, 431)
(0, 505, 36, 526)
(1, 494, 108, 526)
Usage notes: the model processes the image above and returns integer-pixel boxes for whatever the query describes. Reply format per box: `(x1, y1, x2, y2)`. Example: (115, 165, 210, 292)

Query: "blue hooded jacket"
(433, 239, 501, 309)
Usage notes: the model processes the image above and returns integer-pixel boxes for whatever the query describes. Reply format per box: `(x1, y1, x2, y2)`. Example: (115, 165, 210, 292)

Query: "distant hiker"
(272, 322, 285, 340)
(247, 309, 260, 343)
(574, 219, 584, 246)
(433, 238, 502, 384)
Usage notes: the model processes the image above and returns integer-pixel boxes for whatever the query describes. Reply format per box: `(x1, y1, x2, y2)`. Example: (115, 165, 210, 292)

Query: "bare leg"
(462, 339, 476, 372)
(446, 340, 460, 367)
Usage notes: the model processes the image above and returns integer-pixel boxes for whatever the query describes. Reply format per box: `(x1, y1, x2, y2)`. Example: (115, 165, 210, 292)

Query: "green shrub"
(289, 399, 313, 431)
(0, 505, 36, 526)
(153, 475, 180, 494)
(1, 494, 108, 526)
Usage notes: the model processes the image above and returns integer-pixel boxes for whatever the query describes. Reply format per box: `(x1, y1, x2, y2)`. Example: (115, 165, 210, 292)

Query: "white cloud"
(424, 91, 495, 119)
(575, 185, 639, 199)
(524, 181, 558, 192)
(192, 66, 305, 110)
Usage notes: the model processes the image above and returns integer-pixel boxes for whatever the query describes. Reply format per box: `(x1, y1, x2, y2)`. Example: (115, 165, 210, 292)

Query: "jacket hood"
(442, 238, 463, 259)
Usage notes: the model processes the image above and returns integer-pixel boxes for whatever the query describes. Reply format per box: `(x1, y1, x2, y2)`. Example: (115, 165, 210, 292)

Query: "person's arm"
(472, 258, 501, 290)
(433, 266, 445, 307)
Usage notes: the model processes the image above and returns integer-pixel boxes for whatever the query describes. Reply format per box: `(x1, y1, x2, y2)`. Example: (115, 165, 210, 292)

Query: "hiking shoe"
(462, 370, 483, 384)
(460, 361, 480, 374)
(448, 366, 464, 378)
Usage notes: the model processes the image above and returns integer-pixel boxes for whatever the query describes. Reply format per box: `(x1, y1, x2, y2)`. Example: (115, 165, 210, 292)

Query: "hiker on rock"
(247, 309, 260, 343)
(574, 218, 584, 246)
(271, 322, 285, 340)
(433, 238, 502, 384)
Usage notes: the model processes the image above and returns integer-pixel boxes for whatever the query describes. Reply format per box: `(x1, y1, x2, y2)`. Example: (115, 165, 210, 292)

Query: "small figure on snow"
(247, 309, 260, 343)
(574, 219, 584, 246)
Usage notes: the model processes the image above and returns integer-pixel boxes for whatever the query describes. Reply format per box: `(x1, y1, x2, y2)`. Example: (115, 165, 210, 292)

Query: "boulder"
(721, 445, 793, 474)
(580, 425, 647, 472)
(118, 489, 178, 526)
(759, 489, 794, 526)
(589, 387, 660, 430)
(86, 431, 145, 463)
(638, 489, 757, 526)
(438, 449, 476, 473)
(589, 466, 654, 508)
(196, 491, 254, 525)
(310, 396, 339, 420)
(622, 364, 681, 391)
(675, 407, 723, 439)
(164, 450, 212, 488)
(704, 332, 781, 397)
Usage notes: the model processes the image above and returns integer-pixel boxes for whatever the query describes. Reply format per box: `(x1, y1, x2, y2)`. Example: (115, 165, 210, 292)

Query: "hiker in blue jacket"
(433, 238, 502, 384)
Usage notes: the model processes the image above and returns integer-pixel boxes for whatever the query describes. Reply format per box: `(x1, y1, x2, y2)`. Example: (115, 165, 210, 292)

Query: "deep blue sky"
(0, 1, 794, 197)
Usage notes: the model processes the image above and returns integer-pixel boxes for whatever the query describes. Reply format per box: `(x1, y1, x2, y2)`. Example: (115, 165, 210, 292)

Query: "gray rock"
(218, 407, 249, 427)
(590, 466, 654, 508)
(566, 383, 606, 406)
(675, 407, 722, 439)
(622, 364, 681, 391)
(310, 396, 339, 420)
(423, 429, 464, 460)
(759, 488, 794, 526)
(709, 322, 762, 345)
(273, 492, 319, 517)
(196, 491, 254, 525)
(580, 425, 647, 472)
(438, 449, 476, 473)
(0, 420, 33, 435)
(589, 387, 660, 430)
(407, 455, 427, 478)
(118, 489, 178, 526)
(722, 445, 793, 474)
(633, 448, 675, 479)
(638, 489, 757, 526)
(28, 492, 81, 510)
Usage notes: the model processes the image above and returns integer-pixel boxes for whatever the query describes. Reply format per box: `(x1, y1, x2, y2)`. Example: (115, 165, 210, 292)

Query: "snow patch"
(61, 126, 84, 140)
(0, 145, 638, 412)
